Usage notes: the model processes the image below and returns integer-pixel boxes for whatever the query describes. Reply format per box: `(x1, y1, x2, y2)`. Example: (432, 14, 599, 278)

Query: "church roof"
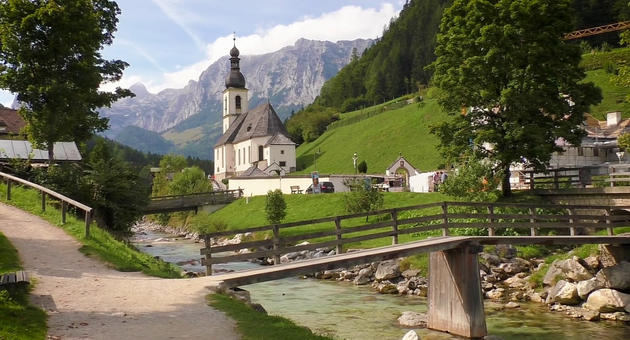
(215, 102, 294, 146)
(265, 132, 295, 146)
(238, 165, 270, 178)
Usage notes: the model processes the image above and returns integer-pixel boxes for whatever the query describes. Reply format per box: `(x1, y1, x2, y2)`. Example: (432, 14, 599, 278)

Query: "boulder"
(402, 269, 421, 279)
(397, 311, 427, 328)
(576, 278, 605, 300)
(480, 253, 501, 267)
(359, 268, 374, 278)
(595, 261, 630, 290)
(494, 245, 517, 259)
(583, 256, 600, 272)
(485, 288, 505, 300)
(531, 293, 544, 304)
(401, 330, 420, 340)
(584, 288, 630, 313)
(353, 274, 370, 285)
(375, 260, 401, 281)
(581, 310, 600, 321)
(550, 280, 581, 305)
(543, 258, 593, 286)
(505, 302, 520, 308)
(600, 312, 630, 322)
(543, 260, 564, 286)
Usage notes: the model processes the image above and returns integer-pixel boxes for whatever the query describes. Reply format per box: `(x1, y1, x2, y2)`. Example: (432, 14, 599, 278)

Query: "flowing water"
(134, 231, 630, 340)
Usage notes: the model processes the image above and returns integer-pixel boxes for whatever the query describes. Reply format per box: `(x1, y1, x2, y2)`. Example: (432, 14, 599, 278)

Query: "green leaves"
(265, 189, 287, 225)
(430, 0, 603, 196)
(0, 0, 132, 162)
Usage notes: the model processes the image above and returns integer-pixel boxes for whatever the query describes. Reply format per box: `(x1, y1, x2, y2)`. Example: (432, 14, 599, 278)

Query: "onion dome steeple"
(225, 32, 246, 89)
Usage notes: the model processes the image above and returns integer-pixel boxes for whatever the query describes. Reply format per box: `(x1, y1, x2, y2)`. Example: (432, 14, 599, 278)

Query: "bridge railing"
(150, 189, 243, 201)
(521, 164, 630, 190)
(0, 171, 93, 237)
(200, 201, 630, 275)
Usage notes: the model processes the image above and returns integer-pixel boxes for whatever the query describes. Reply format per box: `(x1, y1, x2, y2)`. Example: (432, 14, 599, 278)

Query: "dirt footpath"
(0, 203, 239, 340)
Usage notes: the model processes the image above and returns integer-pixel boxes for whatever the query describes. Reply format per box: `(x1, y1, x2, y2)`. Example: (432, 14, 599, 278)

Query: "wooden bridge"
(200, 201, 630, 339)
(142, 189, 243, 214)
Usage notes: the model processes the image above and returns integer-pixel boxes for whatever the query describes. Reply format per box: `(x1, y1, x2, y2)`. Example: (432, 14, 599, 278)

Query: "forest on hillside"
(285, 0, 630, 145)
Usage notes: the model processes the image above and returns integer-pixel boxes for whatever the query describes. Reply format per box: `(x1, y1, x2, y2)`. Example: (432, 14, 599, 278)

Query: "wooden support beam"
(204, 235, 213, 276)
(391, 209, 399, 245)
(487, 205, 495, 236)
(442, 202, 449, 236)
(41, 191, 46, 211)
(273, 225, 280, 265)
(6, 179, 11, 200)
(61, 201, 67, 224)
(529, 207, 537, 236)
(428, 245, 487, 338)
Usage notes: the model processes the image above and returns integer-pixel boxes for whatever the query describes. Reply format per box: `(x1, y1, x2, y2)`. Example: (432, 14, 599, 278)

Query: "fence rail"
(521, 164, 630, 190)
(200, 201, 630, 275)
(0, 171, 93, 237)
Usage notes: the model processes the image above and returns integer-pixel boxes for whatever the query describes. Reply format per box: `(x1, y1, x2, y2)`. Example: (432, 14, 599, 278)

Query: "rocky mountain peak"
(129, 83, 151, 100)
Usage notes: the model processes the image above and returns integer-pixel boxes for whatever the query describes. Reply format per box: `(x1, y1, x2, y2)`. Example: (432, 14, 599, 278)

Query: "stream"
(133, 231, 630, 340)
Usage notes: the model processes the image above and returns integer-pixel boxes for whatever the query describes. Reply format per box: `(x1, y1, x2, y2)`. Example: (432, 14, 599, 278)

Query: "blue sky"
(0, 0, 403, 107)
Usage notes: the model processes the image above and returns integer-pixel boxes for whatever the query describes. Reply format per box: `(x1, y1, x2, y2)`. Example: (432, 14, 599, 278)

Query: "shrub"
(341, 178, 384, 219)
(265, 189, 287, 225)
(580, 48, 630, 71)
(440, 156, 501, 202)
(602, 42, 613, 53)
(604, 60, 617, 74)
(357, 160, 368, 174)
(580, 41, 591, 54)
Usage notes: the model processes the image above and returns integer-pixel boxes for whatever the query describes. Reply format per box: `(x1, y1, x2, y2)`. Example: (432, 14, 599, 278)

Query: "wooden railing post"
(6, 179, 11, 200)
(604, 208, 614, 236)
(554, 170, 559, 189)
(273, 224, 281, 265)
(529, 172, 535, 190)
(487, 205, 495, 237)
(529, 207, 537, 236)
(391, 209, 399, 245)
(335, 217, 343, 255)
(204, 235, 213, 276)
(61, 201, 67, 224)
(85, 211, 91, 238)
(441, 202, 449, 236)
(567, 208, 576, 236)
(41, 190, 46, 211)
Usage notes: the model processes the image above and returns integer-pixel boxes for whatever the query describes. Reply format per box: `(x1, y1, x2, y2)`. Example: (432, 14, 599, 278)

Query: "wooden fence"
(200, 201, 630, 275)
(0, 172, 93, 237)
(522, 164, 630, 190)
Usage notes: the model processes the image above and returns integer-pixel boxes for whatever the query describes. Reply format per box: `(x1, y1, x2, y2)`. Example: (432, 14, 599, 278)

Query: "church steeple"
(222, 32, 249, 134)
(225, 32, 246, 89)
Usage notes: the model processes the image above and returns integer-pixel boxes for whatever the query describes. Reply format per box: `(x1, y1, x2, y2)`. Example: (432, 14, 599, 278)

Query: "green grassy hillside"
(295, 99, 448, 174)
(584, 69, 630, 119)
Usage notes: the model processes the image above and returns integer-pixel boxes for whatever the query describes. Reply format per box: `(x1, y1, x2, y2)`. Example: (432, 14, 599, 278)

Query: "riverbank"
(133, 221, 630, 340)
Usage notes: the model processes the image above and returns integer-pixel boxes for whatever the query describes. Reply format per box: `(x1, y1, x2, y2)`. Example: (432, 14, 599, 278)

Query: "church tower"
(222, 34, 249, 133)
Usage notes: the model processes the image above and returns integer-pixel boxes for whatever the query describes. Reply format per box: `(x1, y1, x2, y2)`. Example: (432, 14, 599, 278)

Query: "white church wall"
(268, 145, 297, 172)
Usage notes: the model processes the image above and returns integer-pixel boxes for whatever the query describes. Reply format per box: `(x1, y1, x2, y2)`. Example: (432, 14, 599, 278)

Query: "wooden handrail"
(200, 200, 630, 274)
(0, 172, 93, 237)
(150, 189, 243, 201)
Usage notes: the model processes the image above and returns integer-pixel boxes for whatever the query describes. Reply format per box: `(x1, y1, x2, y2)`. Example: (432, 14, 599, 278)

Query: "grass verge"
(208, 294, 337, 340)
(0, 233, 47, 340)
(0, 183, 181, 278)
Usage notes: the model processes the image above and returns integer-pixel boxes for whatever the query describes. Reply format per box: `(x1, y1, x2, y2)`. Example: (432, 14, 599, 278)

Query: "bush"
(265, 189, 287, 225)
(602, 42, 613, 53)
(341, 178, 384, 218)
(604, 60, 617, 74)
(580, 41, 591, 54)
(357, 160, 368, 174)
(440, 156, 501, 202)
(580, 48, 630, 71)
(189, 213, 229, 234)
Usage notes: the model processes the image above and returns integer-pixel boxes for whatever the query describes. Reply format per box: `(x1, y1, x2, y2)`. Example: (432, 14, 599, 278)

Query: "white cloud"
(109, 3, 399, 94)
(148, 0, 206, 50)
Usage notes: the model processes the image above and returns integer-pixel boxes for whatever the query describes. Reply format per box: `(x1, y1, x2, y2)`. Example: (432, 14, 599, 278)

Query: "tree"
(86, 139, 149, 237)
(429, 0, 602, 197)
(0, 0, 133, 163)
(342, 178, 384, 220)
(358, 160, 368, 174)
(617, 132, 630, 151)
(168, 167, 211, 196)
(265, 189, 287, 225)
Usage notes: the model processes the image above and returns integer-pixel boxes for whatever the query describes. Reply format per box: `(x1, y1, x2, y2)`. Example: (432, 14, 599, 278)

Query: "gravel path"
(0, 202, 239, 340)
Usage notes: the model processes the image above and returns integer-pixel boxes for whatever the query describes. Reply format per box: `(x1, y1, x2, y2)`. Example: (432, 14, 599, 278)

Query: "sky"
(0, 0, 404, 107)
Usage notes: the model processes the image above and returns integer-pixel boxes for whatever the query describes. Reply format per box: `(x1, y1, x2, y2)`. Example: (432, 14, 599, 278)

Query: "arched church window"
(258, 145, 264, 161)
(235, 96, 242, 109)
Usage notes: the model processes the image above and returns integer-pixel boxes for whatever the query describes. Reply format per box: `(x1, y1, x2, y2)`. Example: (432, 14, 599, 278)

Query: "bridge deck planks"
(206, 235, 630, 288)
(206, 236, 472, 288)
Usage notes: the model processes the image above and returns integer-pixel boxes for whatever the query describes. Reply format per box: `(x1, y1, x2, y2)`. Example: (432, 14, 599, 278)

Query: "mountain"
(102, 38, 374, 156)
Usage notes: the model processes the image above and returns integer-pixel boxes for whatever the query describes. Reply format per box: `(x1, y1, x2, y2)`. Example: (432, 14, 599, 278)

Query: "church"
(214, 40, 296, 181)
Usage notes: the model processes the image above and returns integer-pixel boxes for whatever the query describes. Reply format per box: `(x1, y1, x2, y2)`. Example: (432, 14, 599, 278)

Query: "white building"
(214, 41, 296, 181)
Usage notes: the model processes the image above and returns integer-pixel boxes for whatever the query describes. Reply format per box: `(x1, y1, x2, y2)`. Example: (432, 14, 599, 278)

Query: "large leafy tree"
(0, 0, 132, 162)
(429, 0, 602, 196)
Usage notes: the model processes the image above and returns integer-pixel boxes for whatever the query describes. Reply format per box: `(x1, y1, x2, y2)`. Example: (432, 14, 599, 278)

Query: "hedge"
(580, 48, 630, 71)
